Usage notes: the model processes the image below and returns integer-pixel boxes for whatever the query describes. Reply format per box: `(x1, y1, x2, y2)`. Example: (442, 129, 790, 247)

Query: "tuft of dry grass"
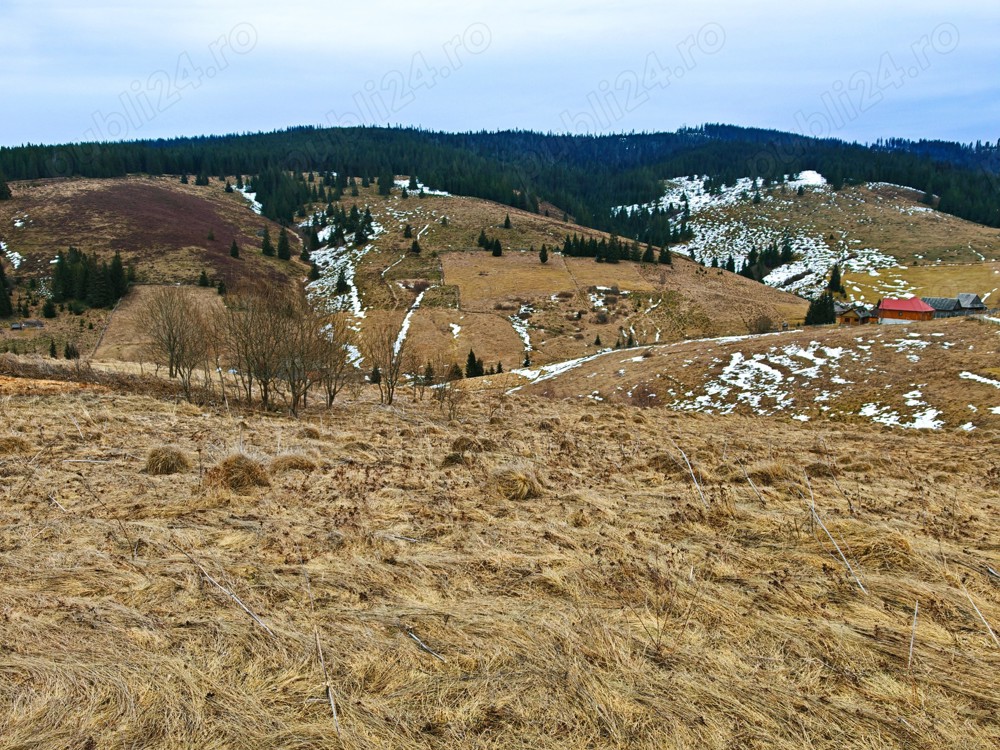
(144, 445, 191, 475)
(269, 453, 317, 474)
(205, 453, 271, 491)
(299, 425, 321, 439)
(490, 464, 544, 500)
(0, 435, 31, 454)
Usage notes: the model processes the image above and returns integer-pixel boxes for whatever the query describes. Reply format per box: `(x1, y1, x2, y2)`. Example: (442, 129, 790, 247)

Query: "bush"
(490, 464, 544, 500)
(269, 453, 317, 473)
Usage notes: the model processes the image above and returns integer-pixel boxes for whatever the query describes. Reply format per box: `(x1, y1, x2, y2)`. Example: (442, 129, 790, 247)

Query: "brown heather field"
(0, 357, 997, 749)
(0, 175, 304, 288)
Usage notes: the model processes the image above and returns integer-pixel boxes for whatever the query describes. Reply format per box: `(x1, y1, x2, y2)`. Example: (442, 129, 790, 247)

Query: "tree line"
(3, 124, 997, 235)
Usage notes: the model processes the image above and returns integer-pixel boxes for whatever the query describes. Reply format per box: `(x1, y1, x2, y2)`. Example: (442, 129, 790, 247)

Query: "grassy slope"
(0, 372, 997, 749)
(516, 316, 1000, 432)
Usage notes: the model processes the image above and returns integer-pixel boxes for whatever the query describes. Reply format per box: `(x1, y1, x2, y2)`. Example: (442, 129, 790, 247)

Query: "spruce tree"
(496, 361, 503, 374)
(277, 228, 291, 260)
(465, 349, 480, 379)
(539, 245, 548, 264)
(404, 223, 413, 238)
(43, 298, 57, 318)
(447, 363, 464, 381)
(827, 264, 845, 294)
(261, 228, 274, 256)
(410, 240, 421, 255)
(335, 268, 350, 295)
(198, 270, 210, 287)
(369, 366, 381, 384)
(217, 280, 227, 295)
(594, 334, 602, 347)
(492, 239, 502, 257)
(0, 173, 11, 201)
(658, 247, 672, 265)
(309, 263, 321, 281)
(477, 229, 488, 248)
(230, 240, 240, 258)
(503, 213, 512, 229)
(642, 244, 655, 263)
(0, 262, 12, 317)
(49, 339, 57, 358)
(109, 251, 127, 299)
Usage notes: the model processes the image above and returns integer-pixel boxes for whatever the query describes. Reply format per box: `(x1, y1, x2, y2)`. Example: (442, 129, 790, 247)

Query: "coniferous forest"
(0, 124, 998, 233)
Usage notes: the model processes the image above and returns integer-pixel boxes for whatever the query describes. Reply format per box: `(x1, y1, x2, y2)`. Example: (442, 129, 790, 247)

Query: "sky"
(2, 0, 997, 148)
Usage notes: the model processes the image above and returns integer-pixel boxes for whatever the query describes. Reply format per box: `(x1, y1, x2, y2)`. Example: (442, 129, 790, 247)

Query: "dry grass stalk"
(959, 582, 1000, 649)
(315, 628, 341, 736)
(908, 599, 919, 671)
(144, 445, 191, 475)
(176, 544, 275, 637)
(671, 440, 708, 509)
(806, 474, 868, 595)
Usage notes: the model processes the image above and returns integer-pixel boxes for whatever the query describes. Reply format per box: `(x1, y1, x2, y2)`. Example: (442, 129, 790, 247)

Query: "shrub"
(269, 453, 317, 473)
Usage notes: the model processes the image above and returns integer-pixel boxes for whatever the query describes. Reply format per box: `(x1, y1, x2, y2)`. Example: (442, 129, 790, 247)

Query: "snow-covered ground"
(235, 187, 262, 215)
(510, 305, 534, 355)
(613, 172, 932, 300)
(394, 289, 428, 356)
(1, 240, 23, 269)
(393, 177, 450, 197)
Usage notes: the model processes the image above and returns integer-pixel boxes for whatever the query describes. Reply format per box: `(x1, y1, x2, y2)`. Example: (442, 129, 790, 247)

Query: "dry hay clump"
(490, 463, 544, 500)
(299, 425, 321, 439)
(269, 453, 317, 474)
(743, 459, 801, 487)
(441, 451, 473, 468)
(205, 453, 271, 491)
(144, 445, 191, 475)
(450, 435, 497, 454)
(0, 435, 31, 454)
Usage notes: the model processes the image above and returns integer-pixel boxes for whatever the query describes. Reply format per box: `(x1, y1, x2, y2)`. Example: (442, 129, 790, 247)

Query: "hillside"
(513, 316, 1000, 432)
(0, 364, 997, 749)
(620, 172, 1000, 303)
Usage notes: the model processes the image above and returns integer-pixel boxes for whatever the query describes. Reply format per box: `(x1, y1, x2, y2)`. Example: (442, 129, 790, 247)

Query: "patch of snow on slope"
(960, 372, 1000, 389)
(236, 187, 262, 215)
(1, 240, 24, 269)
(394, 290, 428, 356)
(394, 178, 450, 196)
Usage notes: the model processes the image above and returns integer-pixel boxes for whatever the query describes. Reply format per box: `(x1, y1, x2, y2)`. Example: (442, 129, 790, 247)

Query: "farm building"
(837, 305, 874, 326)
(921, 294, 988, 318)
(877, 298, 935, 324)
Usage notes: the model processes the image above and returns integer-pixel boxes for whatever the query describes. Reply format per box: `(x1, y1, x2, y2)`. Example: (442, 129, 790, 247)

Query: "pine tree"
(224, 180, 234, 193)
(217, 280, 227, 295)
(0, 173, 11, 201)
(539, 245, 548, 264)
(309, 263, 321, 281)
(805, 292, 836, 325)
(477, 229, 488, 248)
(261, 228, 274, 256)
(335, 268, 350, 295)
(198, 270, 210, 287)
(277, 228, 291, 260)
(642, 244, 655, 263)
(410, 240, 421, 255)
(0, 262, 12, 317)
(658, 247, 672, 265)
(492, 238, 502, 257)
(42, 298, 57, 318)
(230, 240, 240, 258)
(496, 361, 503, 374)
(594, 334, 602, 346)
(404, 223, 413, 238)
(503, 213, 512, 229)
(422, 362, 435, 385)
(408, 175, 419, 190)
(827, 264, 845, 294)
(447, 363, 464, 381)
(109, 251, 127, 299)
(465, 349, 480, 379)
(369, 366, 382, 384)
(49, 339, 57, 358)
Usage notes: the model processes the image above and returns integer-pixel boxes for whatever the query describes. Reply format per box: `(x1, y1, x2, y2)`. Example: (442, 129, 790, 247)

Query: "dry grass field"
(0, 362, 997, 749)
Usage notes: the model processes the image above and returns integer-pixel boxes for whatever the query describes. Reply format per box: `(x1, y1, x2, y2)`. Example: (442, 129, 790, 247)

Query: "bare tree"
(137, 286, 212, 400)
(317, 315, 353, 407)
(223, 284, 294, 410)
(361, 315, 408, 405)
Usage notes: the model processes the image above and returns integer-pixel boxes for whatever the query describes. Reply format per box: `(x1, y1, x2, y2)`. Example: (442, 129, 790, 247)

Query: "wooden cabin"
(877, 298, 935, 324)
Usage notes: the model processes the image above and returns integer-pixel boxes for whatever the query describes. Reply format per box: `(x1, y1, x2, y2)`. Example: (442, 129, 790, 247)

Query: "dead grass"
(204, 452, 271, 491)
(144, 446, 191, 475)
(269, 453, 317, 473)
(0, 342, 997, 750)
(490, 464, 545, 500)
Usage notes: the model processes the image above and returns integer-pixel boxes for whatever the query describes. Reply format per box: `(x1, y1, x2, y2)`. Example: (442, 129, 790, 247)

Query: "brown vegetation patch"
(144, 446, 191, 475)
(268, 453, 317, 474)
(205, 453, 271, 491)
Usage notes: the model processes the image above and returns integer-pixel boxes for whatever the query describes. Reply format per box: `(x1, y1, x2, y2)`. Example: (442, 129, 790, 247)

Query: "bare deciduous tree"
(361, 316, 408, 405)
(137, 286, 212, 400)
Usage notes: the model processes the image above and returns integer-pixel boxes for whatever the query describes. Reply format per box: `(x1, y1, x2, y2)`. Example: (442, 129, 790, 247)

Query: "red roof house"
(876, 297, 935, 324)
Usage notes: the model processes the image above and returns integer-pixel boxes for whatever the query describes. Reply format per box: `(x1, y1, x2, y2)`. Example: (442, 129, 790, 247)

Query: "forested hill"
(1, 124, 998, 230)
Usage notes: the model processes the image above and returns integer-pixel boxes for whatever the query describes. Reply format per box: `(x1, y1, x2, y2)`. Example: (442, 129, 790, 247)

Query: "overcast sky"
(2, 0, 997, 148)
